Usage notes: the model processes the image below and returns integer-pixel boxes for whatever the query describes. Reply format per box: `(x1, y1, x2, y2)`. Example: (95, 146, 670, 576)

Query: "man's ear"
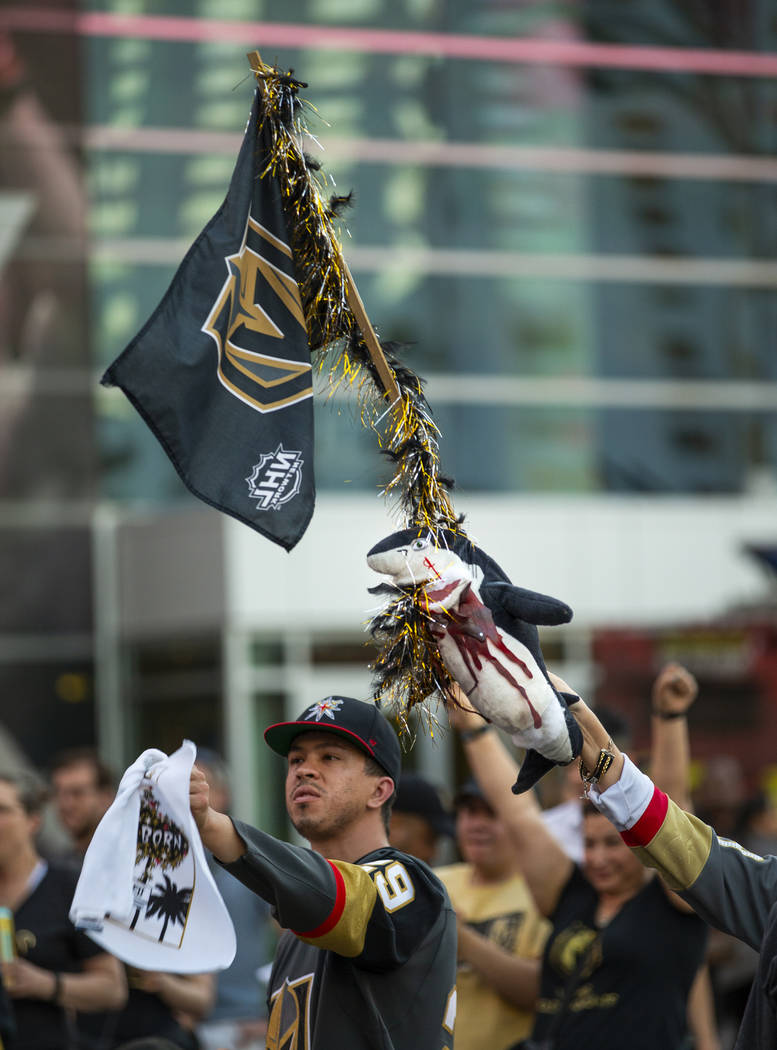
(367, 776, 395, 810)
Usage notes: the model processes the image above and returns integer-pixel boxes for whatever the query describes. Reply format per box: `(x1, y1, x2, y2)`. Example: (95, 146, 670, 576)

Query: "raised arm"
(449, 692, 573, 917)
(557, 687, 624, 792)
(190, 765, 246, 863)
(649, 662, 698, 811)
(190, 765, 354, 935)
(568, 693, 777, 950)
(189, 767, 448, 968)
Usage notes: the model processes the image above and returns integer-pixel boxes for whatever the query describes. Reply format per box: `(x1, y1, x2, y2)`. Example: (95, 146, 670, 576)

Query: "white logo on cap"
(305, 698, 344, 722)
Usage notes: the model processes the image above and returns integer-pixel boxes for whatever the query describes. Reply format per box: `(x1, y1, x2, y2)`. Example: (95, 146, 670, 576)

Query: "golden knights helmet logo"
(246, 445, 304, 511)
(202, 213, 312, 414)
(266, 973, 314, 1050)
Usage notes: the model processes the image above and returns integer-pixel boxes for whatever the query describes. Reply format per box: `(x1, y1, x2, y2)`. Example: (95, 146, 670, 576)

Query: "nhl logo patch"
(246, 445, 304, 511)
(305, 698, 343, 722)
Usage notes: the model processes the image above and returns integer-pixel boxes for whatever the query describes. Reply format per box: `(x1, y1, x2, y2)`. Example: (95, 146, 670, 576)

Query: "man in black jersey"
(189, 696, 457, 1050)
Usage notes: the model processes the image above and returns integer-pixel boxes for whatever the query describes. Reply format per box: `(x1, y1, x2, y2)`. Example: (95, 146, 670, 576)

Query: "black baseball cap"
(264, 696, 401, 784)
(453, 779, 492, 811)
(394, 774, 455, 838)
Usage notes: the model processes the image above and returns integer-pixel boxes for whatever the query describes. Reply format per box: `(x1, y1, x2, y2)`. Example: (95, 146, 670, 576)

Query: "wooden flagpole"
(342, 261, 402, 406)
(247, 50, 402, 408)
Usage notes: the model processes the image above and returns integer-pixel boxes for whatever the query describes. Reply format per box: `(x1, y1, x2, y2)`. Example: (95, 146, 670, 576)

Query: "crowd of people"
(0, 748, 271, 1050)
(1, 664, 776, 1049)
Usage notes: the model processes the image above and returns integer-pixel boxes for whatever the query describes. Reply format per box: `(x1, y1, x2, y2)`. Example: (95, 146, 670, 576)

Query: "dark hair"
(363, 755, 396, 835)
(49, 748, 116, 793)
(581, 798, 604, 819)
(0, 770, 48, 815)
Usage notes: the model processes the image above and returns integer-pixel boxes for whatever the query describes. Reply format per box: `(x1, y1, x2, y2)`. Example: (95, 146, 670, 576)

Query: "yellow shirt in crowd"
(436, 863, 550, 1050)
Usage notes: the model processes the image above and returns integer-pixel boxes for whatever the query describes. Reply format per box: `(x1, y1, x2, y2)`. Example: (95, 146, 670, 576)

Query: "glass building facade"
(81, 0, 777, 502)
(1, 0, 776, 776)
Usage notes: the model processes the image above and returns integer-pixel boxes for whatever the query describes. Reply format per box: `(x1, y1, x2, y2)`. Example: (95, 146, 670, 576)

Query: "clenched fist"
(652, 663, 698, 717)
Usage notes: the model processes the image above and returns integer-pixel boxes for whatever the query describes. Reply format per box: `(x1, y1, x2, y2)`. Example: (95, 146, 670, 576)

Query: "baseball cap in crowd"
(394, 774, 455, 838)
(264, 696, 401, 784)
(453, 779, 493, 811)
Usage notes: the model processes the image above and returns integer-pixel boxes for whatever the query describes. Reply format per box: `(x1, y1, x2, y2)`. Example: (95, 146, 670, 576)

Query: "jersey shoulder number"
(360, 858, 416, 913)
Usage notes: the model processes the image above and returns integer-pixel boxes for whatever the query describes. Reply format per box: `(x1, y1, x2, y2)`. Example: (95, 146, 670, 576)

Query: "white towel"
(70, 740, 236, 972)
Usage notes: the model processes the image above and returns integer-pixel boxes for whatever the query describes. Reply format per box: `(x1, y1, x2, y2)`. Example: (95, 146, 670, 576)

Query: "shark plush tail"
(511, 693, 582, 794)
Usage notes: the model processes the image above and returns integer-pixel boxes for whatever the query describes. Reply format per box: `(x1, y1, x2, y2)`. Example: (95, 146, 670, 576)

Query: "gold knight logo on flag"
(202, 214, 312, 414)
(101, 89, 316, 551)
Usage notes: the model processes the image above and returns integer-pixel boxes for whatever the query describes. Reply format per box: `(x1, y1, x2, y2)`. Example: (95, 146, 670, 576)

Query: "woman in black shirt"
(452, 670, 709, 1050)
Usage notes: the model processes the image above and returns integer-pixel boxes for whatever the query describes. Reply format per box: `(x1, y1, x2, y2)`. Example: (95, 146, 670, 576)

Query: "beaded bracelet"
(579, 739, 616, 785)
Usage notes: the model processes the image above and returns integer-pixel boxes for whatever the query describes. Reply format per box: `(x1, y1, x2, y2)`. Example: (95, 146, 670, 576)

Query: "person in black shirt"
(189, 696, 457, 1050)
(451, 675, 708, 1050)
(0, 769, 126, 1050)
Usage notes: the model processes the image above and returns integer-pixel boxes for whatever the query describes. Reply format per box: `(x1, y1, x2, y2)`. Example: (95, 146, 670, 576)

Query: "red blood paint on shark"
(423, 556, 442, 580)
(424, 580, 460, 605)
(431, 584, 542, 729)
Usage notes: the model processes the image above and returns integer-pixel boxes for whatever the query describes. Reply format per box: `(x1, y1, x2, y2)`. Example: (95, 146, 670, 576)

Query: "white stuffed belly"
(437, 629, 574, 765)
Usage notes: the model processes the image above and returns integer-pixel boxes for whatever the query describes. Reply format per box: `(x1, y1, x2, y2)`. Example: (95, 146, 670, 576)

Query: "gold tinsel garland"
(252, 62, 466, 727)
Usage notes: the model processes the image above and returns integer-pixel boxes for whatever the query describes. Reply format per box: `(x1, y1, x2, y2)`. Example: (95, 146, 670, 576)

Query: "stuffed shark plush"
(366, 527, 582, 793)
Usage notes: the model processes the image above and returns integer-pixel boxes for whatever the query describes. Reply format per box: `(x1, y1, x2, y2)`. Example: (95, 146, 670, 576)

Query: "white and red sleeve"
(587, 754, 668, 845)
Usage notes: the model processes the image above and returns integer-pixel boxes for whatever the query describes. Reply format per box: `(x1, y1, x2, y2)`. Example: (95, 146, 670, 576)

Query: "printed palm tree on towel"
(145, 874, 193, 942)
(130, 786, 190, 931)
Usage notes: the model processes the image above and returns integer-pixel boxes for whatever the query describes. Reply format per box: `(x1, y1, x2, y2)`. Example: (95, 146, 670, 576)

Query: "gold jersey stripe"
(298, 862, 378, 958)
(632, 798, 713, 892)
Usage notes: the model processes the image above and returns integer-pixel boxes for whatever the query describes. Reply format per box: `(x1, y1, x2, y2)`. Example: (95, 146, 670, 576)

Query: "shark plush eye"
(411, 537, 430, 552)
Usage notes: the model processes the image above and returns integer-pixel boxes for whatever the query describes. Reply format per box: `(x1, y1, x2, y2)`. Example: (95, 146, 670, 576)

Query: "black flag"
(103, 91, 314, 550)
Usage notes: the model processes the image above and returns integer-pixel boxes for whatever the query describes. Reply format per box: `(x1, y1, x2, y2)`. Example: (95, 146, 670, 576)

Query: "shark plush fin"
(480, 582, 572, 627)
(511, 749, 556, 794)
